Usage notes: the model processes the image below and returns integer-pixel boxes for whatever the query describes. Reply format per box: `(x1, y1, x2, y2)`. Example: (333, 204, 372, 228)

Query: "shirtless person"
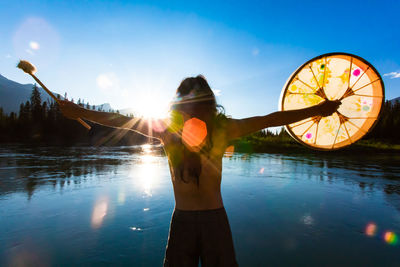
(60, 75, 340, 266)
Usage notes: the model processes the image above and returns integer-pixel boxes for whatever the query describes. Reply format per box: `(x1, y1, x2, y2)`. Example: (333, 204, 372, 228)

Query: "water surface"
(0, 145, 399, 266)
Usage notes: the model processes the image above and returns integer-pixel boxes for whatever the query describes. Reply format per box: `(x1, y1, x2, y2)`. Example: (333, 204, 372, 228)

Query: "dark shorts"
(164, 207, 238, 267)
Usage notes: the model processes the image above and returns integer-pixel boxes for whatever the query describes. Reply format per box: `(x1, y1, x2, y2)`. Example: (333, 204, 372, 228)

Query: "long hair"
(169, 75, 225, 185)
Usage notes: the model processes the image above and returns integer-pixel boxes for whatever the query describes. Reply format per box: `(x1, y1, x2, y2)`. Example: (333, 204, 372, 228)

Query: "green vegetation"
(231, 132, 400, 153)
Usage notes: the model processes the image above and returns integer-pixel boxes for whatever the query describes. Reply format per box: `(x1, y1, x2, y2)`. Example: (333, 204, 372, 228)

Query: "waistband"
(172, 207, 227, 222)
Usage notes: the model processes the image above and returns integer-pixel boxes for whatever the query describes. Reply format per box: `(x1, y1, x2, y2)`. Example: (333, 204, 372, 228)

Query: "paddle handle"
(77, 118, 91, 130)
(30, 74, 91, 130)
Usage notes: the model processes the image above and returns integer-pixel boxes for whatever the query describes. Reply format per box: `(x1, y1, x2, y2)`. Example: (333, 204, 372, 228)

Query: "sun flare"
(136, 95, 169, 119)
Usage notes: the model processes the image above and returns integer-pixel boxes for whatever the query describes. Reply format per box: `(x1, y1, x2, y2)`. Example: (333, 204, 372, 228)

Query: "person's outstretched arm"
(226, 100, 341, 140)
(59, 100, 166, 139)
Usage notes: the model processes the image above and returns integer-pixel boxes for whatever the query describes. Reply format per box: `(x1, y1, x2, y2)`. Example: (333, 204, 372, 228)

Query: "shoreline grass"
(231, 136, 400, 154)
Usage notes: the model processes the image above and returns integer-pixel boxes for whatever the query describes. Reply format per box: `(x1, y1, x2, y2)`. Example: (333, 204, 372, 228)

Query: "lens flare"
(383, 231, 398, 245)
(29, 41, 40, 50)
(118, 191, 125, 205)
(13, 17, 60, 66)
(365, 223, 377, 236)
(182, 118, 207, 150)
(150, 118, 167, 133)
(167, 110, 184, 133)
(91, 197, 108, 229)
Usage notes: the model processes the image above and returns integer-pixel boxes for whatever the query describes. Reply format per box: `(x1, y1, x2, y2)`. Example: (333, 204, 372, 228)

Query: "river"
(0, 145, 399, 266)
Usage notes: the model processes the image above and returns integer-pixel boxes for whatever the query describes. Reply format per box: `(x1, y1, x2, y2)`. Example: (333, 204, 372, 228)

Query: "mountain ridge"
(0, 74, 114, 114)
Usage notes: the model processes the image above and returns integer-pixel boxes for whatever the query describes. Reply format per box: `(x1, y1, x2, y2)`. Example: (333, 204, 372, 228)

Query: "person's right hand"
(315, 99, 342, 117)
(59, 100, 84, 120)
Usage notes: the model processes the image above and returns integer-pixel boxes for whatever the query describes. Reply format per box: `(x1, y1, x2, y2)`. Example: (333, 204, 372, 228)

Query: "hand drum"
(279, 53, 384, 150)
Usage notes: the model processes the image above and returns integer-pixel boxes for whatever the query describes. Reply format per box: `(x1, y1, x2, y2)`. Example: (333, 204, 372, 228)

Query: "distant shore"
(2, 138, 399, 155)
(231, 136, 400, 154)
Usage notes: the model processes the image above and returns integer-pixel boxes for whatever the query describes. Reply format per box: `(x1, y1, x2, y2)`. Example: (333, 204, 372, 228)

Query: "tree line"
(0, 84, 147, 145)
(0, 84, 399, 145)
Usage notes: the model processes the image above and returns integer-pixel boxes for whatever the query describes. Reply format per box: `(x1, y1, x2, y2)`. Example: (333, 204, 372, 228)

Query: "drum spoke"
(288, 92, 317, 95)
(353, 94, 382, 98)
(291, 118, 314, 128)
(309, 65, 320, 88)
(295, 78, 316, 91)
(331, 122, 341, 149)
(343, 123, 352, 143)
(300, 121, 316, 138)
(314, 121, 320, 144)
(347, 117, 377, 119)
(352, 78, 381, 94)
(348, 57, 353, 85)
(347, 120, 367, 134)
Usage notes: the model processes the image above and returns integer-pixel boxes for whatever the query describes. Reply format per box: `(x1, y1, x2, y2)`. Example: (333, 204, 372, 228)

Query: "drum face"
(280, 53, 384, 150)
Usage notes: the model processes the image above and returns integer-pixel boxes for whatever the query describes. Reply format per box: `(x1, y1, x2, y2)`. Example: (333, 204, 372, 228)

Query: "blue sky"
(1, 0, 399, 118)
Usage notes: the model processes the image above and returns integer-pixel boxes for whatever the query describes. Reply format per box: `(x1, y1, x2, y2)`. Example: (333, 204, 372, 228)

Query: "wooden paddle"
(17, 60, 91, 130)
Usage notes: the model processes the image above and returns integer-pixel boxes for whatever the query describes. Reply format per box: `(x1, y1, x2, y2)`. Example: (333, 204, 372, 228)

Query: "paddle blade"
(17, 60, 37, 75)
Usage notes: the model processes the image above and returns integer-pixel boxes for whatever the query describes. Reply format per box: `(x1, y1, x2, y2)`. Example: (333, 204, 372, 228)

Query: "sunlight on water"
(300, 214, 314, 226)
(130, 149, 161, 197)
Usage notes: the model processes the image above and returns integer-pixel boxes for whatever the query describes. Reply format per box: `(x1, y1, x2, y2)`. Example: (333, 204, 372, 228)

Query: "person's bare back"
(162, 121, 228, 210)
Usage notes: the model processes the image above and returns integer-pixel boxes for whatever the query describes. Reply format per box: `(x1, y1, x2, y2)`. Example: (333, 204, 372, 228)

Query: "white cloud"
(213, 89, 222, 96)
(5, 54, 11, 58)
(384, 72, 400, 79)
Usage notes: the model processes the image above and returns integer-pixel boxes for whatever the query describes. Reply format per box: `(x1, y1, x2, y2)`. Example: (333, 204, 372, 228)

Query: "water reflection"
(0, 145, 165, 198)
(1, 145, 399, 265)
(130, 151, 162, 197)
(1, 145, 399, 202)
(300, 214, 314, 226)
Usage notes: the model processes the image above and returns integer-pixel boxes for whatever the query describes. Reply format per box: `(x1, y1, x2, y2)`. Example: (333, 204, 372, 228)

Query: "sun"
(136, 94, 169, 119)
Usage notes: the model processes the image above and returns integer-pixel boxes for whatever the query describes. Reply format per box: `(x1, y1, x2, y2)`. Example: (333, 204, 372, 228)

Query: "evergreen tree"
(30, 84, 42, 123)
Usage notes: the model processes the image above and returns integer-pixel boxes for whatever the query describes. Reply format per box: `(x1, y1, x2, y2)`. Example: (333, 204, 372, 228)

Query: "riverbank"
(231, 135, 400, 154)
